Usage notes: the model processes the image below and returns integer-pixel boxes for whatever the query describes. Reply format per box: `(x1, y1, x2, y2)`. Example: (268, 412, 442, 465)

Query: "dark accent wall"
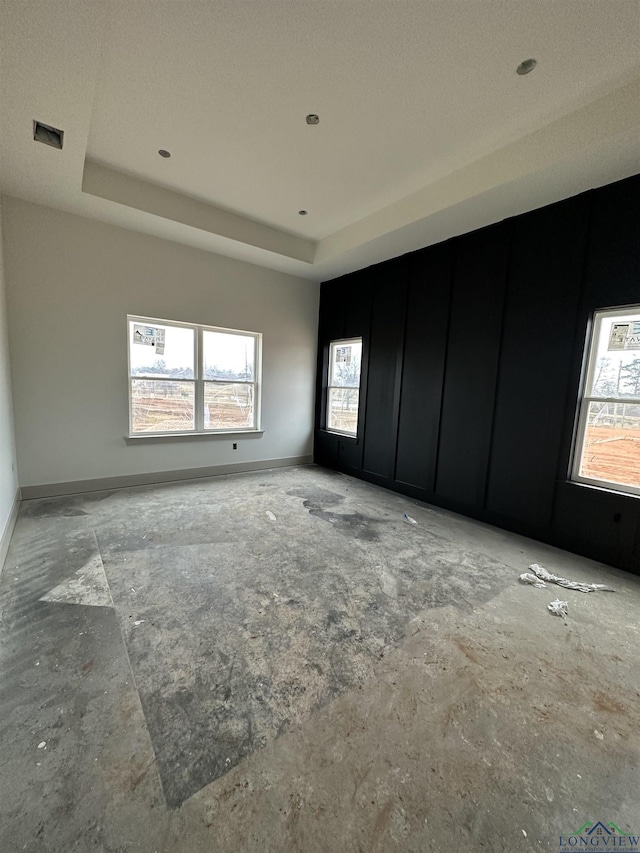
(314, 173, 640, 574)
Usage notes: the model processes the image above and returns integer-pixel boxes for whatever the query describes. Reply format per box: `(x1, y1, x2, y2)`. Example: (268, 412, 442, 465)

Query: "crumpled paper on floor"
(528, 563, 615, 594)
(519, 572, 547, 589)
(548, 599, 569, 617)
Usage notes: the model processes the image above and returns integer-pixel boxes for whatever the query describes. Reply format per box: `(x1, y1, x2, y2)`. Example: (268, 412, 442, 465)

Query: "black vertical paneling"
(343, 269, 371, 339)
(435, 222, 511, 508)
(314, 174, 640, 575)
(315, 279, 345, 431)
(551, 174, 640, 569)
(313, 430, 339, 469)
(552, 481, 637, 570)
(314, 280, 345, 468)
(395, 243, 453, 490)
(362, 259, 409, 479)
(581, 174, 640, 309)
(339, 271, 373, 474)
(486, 196, 590, 528)
(558, 173, 640, 478)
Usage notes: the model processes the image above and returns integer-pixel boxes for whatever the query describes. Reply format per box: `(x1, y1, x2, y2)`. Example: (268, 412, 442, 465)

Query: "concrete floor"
(0, 465, 638, 852)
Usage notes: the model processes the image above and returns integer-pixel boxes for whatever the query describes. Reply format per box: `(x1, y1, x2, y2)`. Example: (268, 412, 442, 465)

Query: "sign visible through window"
(128, 316, 261, 435)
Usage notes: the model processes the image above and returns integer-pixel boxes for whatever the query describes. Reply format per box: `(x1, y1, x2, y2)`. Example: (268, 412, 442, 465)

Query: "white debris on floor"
(528, 563, 615, 593)
(519, 572, 547, 588)
(547, 599, 569, 618)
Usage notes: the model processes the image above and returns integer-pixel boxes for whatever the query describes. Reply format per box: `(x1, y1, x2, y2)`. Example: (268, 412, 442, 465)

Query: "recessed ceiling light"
(516, 58, 537, 75)
(158, 149, 171, 158)
(33, 120, 64, 149)
(298, 210, 308, 216)
(305, 114, 319, 125)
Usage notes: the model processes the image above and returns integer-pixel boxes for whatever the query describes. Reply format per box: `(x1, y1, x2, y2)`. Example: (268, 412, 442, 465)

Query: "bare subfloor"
(0, 465, 638, 852)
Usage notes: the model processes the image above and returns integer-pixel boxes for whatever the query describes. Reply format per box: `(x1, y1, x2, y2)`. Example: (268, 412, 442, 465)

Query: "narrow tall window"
(128, 316, 260, 435)
(327, 338, 362, 436)
(572, 306, 640, 495)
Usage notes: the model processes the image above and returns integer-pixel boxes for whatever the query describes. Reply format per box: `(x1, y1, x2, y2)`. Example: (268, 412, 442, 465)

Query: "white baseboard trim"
(21, 456, 314, 500)
(0, 487, 21, 577)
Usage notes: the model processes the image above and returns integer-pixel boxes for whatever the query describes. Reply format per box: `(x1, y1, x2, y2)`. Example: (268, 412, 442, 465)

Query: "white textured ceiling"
(1, 0, 639, 281)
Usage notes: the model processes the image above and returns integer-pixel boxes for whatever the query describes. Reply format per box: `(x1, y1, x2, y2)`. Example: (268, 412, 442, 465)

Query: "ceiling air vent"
(33, 120, 64, 149)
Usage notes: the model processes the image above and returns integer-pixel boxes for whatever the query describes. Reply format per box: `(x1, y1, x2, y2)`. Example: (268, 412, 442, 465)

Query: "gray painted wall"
(0, 197, 19, 562)
(2, 198, 319, 488)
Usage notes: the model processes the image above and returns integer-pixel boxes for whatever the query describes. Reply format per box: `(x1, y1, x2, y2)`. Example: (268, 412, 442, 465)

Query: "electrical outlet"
(233, 442, 238, 450)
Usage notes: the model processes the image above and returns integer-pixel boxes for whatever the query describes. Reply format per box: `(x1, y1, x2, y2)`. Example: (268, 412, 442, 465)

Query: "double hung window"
(128, 316, 260, 436)
(326, 338, 362, 437)
(572, 306, 640, 495)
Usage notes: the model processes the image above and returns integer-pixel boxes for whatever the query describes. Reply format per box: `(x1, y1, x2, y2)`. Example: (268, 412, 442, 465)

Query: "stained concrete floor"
(0, 464, 639, 852)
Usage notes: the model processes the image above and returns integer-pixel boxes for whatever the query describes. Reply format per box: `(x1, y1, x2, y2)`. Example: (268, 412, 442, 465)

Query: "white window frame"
(326, 337, 362, 438)
(572, 305, 640, 497)
(127, 314, 261, 437)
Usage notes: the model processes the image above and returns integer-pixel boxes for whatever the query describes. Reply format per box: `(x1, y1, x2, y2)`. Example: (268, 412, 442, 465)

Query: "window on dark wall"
(326, 338, 362, 436)
(572, 306, 640, 496)
(127, 316, 261, 436)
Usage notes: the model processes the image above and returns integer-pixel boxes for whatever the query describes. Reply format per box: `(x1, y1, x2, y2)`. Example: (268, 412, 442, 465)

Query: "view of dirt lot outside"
(577, 310, 640, 490)
(130, 380, 254, 432)
(328, 388, 360, 434)
(128, 321, 256, 433)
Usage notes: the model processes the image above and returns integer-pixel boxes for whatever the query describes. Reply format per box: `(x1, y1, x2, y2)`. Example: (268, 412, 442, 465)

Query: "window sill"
(125, 430, 264, 443)
(320, 428, 359, 441)
(566, 478, 640, 500)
